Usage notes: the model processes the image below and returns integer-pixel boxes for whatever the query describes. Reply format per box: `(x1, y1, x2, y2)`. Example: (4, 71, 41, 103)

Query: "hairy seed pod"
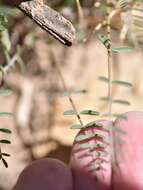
(0, 0, 75, 45)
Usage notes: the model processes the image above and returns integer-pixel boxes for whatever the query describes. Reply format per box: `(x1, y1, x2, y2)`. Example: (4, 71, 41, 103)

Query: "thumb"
(13, 158, 73, 190)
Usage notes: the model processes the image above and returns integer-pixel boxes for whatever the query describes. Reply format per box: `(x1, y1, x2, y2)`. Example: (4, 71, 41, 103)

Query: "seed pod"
(1, 0, 75, 46)
(18, 0, 75, 46)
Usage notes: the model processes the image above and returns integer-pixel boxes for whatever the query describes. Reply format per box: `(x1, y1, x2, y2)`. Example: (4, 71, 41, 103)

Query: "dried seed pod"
(18, 0, 75, 46)
(1, 0, 75, 46)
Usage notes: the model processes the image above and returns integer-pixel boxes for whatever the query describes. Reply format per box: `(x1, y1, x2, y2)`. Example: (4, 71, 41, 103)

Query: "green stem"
(106, 2, 115, 190)
(106, 2, 112, 118)
(50, 51, 84, 127)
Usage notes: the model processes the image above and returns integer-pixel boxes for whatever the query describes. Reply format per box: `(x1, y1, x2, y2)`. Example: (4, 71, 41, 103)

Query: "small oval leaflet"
(85, 121, 104, 129)
(1, 153, 11, 157)
(63, 89, 87, 97)
(113, 99, 131, 106)
(80, 110, 100, 116)
(63, 109, 77, 115)
(112, 80, 133, 87)
(0, 89, 12, 97)
(70, 124, 83, 129)
(112, 47, 134, 53)
(1, 158, 8, 168)
(98, 76, 109, 83)
(100, 97, 130, 106)
(75, 133, 95, 142)
(0, 112, 13, 117)
(75, 133, 104, 142)
(98, 76, 132, 88)
(0, 139, 11, 144)
(100, 96, 112, 102)
(0, 128, 12, 133)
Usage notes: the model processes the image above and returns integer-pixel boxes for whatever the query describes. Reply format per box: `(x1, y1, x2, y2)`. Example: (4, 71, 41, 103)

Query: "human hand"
(13, 111, 143, 190)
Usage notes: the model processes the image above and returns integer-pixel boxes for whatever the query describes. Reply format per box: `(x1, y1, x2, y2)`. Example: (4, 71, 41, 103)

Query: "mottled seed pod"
(0, 0, 75, 45)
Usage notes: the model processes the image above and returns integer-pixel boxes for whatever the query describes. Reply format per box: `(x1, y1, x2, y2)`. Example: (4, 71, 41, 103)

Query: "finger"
(113, 111, 143, 190)
(13, 158, 73, 190)
(70, 120, 112, 190)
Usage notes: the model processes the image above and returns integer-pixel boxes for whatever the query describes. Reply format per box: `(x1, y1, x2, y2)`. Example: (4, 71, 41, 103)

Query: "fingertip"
(13, 158, 73, 190)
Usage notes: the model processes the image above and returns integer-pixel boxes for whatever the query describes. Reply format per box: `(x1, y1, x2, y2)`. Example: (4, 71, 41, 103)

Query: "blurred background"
(0, 0, 143, 189)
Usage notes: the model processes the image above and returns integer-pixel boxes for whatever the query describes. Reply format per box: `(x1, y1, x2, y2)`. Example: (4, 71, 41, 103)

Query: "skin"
(12, 111, 143, 190)
(71, 111, 143, 190)
(70, 120, 112, 190)
(113, 111, 143, 190)
(13, 158, 73, 190)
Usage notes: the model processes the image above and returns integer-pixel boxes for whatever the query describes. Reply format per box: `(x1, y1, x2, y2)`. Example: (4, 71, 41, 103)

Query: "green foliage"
(0, 29, 11, 53)
(98, 34, 133, 53)
(98, 76, 109, 82)
(64, 109, 100, 116)
(0, 10, 12, 168)
(1, 158, 8, 168)
(112, 47, 133, 53)
(70, 124, 83, 129)
(98, 76, 133, 88)
(100, 96, 112, 102)
(112, 114, 128, 120)
(113, 99, 131, 106)
(80, 110, 100, 116)
(0, 13, 11, 64)
(63, 89, 87, 96)
(112, 80, 133, 87)
(0, 89, 12, 96)
(0, 89, 12, 168)
(0, 128, 12, 133)
(63, 109, 77, 115)
(73, 121, 110, 174)
(75, 133, 96, 141)
(85, 121, 103, 129)
(63, 0, 75, 7)
(0, 6, 17, 16)
(0, 140, 11, 144)
(0, 112, 13, 117)
(100, 96, 130, 106)
(0, 14, 8, 32)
